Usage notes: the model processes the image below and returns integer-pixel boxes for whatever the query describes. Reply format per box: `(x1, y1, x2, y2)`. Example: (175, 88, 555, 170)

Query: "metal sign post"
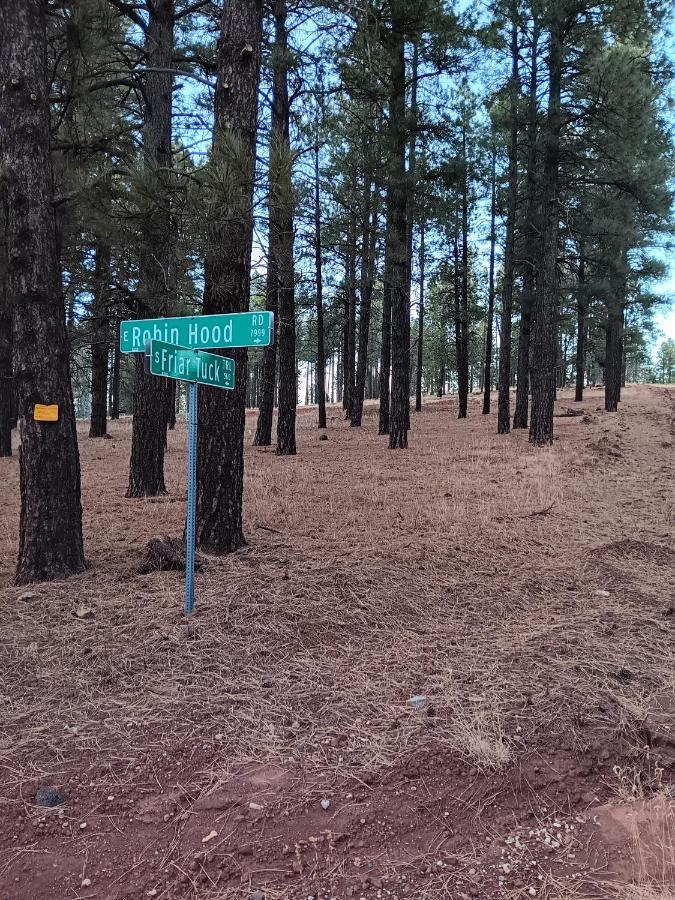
(184, 381, 198, 616)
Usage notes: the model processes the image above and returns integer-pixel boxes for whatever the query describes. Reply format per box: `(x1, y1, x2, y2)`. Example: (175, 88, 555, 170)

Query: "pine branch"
(107, 0, 147, 32)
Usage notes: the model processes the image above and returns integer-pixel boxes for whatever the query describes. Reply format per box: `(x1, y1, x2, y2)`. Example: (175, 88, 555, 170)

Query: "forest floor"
(0, 384, 674, 900)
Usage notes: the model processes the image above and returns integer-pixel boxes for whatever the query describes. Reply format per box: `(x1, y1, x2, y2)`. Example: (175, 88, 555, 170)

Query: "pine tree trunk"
(458, 125, 470, 420)
(1, 0, 85, 582)
(314, 141, 327, 429)
(513, 16, 539, 430)
(254, 227, 278, 444)
(415, 218, 425, 413)
(336, 344, 343, 404)
(529, 6, 562, 447)
(352, 169, 377, 427)
(89, 240, 110, 438)
(387, 3, 409, 449)
(483, 148, 496, 415)
(127, 0, 174, 496)
(605, 264, 625, 413)
(273, 0, 296, 456)
(0, 192, 11, 457)
(378, 241, 392, 435)
(575, 252, 586, 402)
(406, 44, 419, 423)
(343, 212, 357, 420)
(110, 319, 121, 419)
(0, 313, 10, 457)
(196, 0, 263, 552)
(497, 17, 519, 435)
(453, 221, 462, 409)
(167, 379, 176, 430)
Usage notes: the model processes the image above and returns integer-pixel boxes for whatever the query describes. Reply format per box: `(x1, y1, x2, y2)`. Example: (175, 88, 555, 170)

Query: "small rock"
(214, 733, 224, 741)
(81, 878, 91, 888)
(35, 786, 65, 808)
(406, 695, 427, 710)
(147, 891, 158, 898)
(73, 604, 94, 620)
(79, 822, 87, 830)
(18, 591, 36, 602)
(320, 798, 330, 811)
(249, 802, 263, 811)
(201, 830, 218, 843)
(593, 590, 610, 598)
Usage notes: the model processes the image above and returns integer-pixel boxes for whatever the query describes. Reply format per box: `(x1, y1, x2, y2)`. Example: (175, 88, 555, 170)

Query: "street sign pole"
(120, 313, 276, 617)
(185, 381, 198, 616)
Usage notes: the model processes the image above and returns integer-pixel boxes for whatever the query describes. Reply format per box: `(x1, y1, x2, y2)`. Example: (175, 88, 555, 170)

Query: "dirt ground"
(0, 385, 673, 900)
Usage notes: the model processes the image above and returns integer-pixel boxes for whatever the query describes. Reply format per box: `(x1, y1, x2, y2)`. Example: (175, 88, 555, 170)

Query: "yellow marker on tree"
(33, 404, 59, 422)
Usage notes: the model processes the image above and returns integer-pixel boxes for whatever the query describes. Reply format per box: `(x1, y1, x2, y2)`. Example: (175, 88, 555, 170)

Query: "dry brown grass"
(0, 385, 673, 799)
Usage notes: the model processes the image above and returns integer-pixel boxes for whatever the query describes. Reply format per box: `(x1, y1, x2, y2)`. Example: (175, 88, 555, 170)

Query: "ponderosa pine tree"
(386, 0, 409, 450)
(255, 0, 296, 450)
(0, 191, 12, 457)
(1, 0, 86, 582)
(89, 237, 111, 437)
(457, 110, 470, 420)
(529, 0, 564, 446)
(351, 155, 379, 427)
(271, 0, 297, 456)
(513, 7, 539, 431)
(314, 136, 327, 430)
(196, 0, 263, 552)
(497, 15, 519, 435)
(126, 0, 175, 496)
(482, 144, 496, 416)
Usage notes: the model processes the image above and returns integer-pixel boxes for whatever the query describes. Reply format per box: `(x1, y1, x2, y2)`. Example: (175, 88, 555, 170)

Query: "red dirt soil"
(0, 385, 673, 900)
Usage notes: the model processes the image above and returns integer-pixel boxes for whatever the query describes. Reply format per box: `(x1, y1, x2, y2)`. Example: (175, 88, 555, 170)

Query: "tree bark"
(314, 141, 327, 429)
(0, 191, 11, 457)
(351, 168, 377, 427)
(457, 122, 470, 420)
(513, 15, 539, 430)
(110, 318, 120, 419)
(378, 237, 392, 435)
(405, 42, 419, 427)
(605, 254, 626, 413)
(387, 4, 409, 450)
(253, 219, 279, 444)
(196, 0, 263, 552)
(1, 0, 86, 582)
(343, 211, 357, 420)
(167, 379, 176, 429)
(415, 217, 425, 412)
(483, 147, 496, 415)
(89, 239, 110, 438)
(529, 5, 563, 446)
(453, 218, 462, 408)
(273, 0, 296, 456)
(497, 16, 519, 435)
(127, 0, 174, 496)
(575, 251, 586, 402)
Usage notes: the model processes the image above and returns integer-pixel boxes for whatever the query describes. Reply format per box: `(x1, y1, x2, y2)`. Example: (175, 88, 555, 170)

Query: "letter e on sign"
(34, 404, 59, 422)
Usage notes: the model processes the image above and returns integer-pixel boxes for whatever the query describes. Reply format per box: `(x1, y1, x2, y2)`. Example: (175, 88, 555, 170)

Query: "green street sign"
(120, 311, 274, 353)
(150, 340, 235, 390)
